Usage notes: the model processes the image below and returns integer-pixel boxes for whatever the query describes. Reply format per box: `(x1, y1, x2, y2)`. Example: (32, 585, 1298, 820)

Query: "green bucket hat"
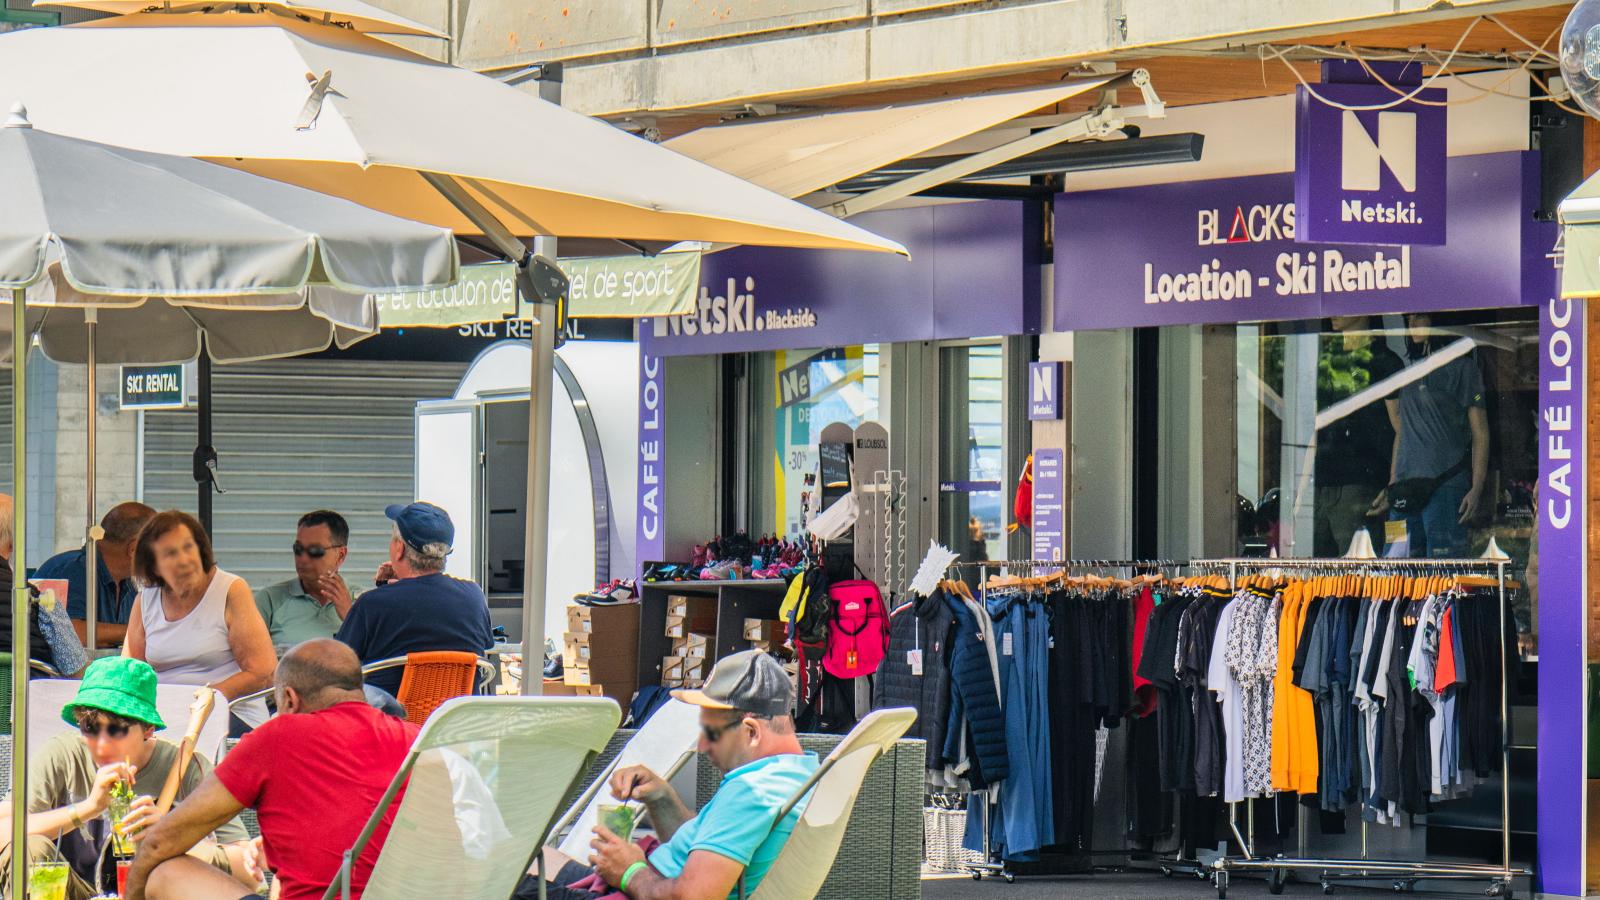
(61, 657, 166, 730)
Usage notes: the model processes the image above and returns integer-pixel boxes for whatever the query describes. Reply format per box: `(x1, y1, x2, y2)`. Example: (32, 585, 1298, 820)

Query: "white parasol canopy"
(0, 108, 457, 296)
(0, 110, 464, 884)
(0, 12, 906, 255)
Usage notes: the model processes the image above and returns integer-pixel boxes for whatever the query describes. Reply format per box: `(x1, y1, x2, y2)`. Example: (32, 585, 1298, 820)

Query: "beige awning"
(1561, 171, 1600, 298)
(663, 73, 1128, 199)
(39, 0, 447, 38)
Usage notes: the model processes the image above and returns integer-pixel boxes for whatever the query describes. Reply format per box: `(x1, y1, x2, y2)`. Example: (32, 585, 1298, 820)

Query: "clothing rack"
(945, 557, 1184, 883)
(949, 558, 1182, 570)
(1191, 557, 1530, 900)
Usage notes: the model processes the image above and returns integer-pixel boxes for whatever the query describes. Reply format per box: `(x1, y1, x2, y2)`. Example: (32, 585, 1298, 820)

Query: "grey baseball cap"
(672, 649, 793, 718)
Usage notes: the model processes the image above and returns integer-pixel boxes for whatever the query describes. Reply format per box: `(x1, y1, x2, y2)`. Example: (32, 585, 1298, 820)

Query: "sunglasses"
(292, 543, 345, 559)
(701, 718, 749, 743)
(79, 722, 132, 739)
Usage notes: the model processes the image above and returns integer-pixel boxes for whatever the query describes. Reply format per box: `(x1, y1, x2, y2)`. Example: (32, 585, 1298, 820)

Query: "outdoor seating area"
(0, 635, 919, 900)
(1, 0, 1586, 896)
(174, 702, 924, 900)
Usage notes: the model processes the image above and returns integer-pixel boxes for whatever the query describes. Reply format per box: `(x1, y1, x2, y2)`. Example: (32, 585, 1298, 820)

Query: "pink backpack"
(822, 579, 889, 678)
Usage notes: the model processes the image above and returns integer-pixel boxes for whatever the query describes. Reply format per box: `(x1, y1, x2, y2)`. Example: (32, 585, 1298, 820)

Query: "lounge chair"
(321, 695, 619, 900)
(740, 707, 918, 900)
(550, 697, 703, 858)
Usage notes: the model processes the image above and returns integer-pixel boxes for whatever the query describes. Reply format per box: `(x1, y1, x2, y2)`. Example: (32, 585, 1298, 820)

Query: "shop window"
(769, 344, 877, 539)
(1232, 310, 1537, 648)
(938, 343, 1004, 563)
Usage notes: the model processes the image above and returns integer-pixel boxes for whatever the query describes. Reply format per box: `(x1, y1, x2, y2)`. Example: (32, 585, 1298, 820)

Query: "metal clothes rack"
(1191, 557, 1530, 900)
(942, 557, 1183, 883)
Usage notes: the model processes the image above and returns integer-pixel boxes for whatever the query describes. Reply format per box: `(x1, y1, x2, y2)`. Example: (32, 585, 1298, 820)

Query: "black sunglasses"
(292, 543, 346, 559)
(701, 717, 749, 743)
(79, 722, 132, 739)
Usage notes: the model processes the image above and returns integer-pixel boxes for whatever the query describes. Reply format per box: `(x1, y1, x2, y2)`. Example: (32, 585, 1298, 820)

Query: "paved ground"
(921, 869, 1528, 900)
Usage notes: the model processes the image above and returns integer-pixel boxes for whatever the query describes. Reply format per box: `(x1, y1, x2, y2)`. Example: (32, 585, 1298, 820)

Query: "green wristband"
(620, 862, 649, 893)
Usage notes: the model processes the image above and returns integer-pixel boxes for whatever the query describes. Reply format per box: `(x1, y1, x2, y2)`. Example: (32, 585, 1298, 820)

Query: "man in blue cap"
(334, 501, 493, 698)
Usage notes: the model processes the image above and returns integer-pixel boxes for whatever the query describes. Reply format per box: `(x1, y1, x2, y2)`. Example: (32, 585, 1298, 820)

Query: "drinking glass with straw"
(106, 771, 135, 858)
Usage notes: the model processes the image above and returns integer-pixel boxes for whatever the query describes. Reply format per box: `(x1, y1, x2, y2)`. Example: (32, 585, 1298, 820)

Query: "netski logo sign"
(649, 276, 818, 340)
(1294, 81, 1446, 246)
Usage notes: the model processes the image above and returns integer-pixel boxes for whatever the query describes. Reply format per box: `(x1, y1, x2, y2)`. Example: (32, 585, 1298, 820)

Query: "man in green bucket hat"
(0, 657, 258, 899)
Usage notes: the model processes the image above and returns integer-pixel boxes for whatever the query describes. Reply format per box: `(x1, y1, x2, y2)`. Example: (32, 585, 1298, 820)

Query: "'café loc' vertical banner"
(636, 351, 664, 576)
(1538, 297, 1585, 897)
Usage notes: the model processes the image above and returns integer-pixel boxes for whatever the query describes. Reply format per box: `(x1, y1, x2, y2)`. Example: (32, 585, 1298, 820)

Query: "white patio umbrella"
(0, 106, 460, 891)
(0, 10, 905, 254)
(0, 5, 908, 724)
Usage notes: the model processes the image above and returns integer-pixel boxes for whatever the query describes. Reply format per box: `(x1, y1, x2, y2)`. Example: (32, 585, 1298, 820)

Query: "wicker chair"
(389, 651, 482, 723)
(227, 653, 495, 727)
(0, 654, 73, 737)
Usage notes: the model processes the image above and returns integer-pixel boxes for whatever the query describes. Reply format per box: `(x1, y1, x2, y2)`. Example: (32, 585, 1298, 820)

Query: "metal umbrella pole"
(418, 172, 567, 698)
(197, 343, 212, 537)
(521, 237, 557, 695)
(84, 307, 97, 650)
(11, 285, 29, 900)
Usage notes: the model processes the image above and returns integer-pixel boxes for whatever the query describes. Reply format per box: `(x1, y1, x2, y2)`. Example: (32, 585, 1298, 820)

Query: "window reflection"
(1234, 310, 1536, 646)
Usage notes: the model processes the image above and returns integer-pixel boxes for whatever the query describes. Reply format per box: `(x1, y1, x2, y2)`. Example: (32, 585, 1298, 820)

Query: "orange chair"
(394, 651, 481, 723)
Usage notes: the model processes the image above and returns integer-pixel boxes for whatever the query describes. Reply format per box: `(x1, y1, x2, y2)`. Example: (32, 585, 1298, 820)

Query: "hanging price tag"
(908, 648, 923, 675)
(1002, 632, 1013, 656)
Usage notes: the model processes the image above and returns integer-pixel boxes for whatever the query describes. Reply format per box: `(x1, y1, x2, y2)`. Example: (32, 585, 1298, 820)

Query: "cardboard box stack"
(563, 603, 639, 707)
(662, 595, 716, 688)
(743, 618, 794, 660)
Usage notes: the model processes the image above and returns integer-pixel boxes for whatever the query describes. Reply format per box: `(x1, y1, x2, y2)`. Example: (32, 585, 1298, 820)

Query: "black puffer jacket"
(0, 558, 51, 666)
(943, 591, 1007, 787)
(872, 589, 955, 769)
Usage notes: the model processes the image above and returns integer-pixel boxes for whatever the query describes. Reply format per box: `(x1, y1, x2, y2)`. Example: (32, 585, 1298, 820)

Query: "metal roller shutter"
(141, 359, 467, 590)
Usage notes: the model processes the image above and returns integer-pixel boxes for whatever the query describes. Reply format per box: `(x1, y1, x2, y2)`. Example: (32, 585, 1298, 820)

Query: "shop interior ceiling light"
(1563, 0, 1600, 117)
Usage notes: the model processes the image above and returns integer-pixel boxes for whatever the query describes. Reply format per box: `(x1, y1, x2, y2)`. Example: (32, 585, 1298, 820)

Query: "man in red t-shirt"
(125, 639, 420, 900)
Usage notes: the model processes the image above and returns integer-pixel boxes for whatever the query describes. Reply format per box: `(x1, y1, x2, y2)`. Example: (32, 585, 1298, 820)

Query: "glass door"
(937, 342, 1004, 564)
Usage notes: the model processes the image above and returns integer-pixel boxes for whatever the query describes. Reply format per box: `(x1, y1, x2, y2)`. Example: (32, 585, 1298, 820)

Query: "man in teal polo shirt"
(518, 650, 816, 900)
(254, 511, 360, 646)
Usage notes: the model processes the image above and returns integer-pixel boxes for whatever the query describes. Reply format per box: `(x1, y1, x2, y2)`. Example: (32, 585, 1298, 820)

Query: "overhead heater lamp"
(833, 132, 1205, 194)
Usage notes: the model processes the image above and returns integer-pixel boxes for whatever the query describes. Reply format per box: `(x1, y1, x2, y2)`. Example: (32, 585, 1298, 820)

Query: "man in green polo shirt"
(0, 658, 257, 900)
(255, 510, 361, 646)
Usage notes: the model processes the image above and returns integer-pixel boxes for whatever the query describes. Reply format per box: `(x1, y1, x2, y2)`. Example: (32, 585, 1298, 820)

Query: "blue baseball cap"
(385, 501, 454, 554)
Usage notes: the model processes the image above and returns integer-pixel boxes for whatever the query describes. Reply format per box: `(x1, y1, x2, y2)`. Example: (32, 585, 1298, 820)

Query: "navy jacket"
(942, 589, 1008, 787)
(335, 572, 493, 695)
(872, 589, 955, 769)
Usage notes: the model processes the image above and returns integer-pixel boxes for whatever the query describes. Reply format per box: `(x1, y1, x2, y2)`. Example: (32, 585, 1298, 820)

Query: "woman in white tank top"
(123, 511, 277, 729)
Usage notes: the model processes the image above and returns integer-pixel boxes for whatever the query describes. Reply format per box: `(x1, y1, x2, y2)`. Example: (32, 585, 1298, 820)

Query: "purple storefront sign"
(1031, 449, 1065, 562)
(1537, 297, 1585, 897)
(1055, 152, 1549, 331)
(1028, 361, 1062, 420)
(636, 352, 664, 576)
(641, 200, 1032, 357)
(1294, 82, 1447, 246)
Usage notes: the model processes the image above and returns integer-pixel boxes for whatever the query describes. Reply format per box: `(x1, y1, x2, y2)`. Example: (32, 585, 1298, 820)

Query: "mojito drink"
(597, 804, 637, 843)
(29, 860, 69, 900)
(107, 781, 135, 856)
